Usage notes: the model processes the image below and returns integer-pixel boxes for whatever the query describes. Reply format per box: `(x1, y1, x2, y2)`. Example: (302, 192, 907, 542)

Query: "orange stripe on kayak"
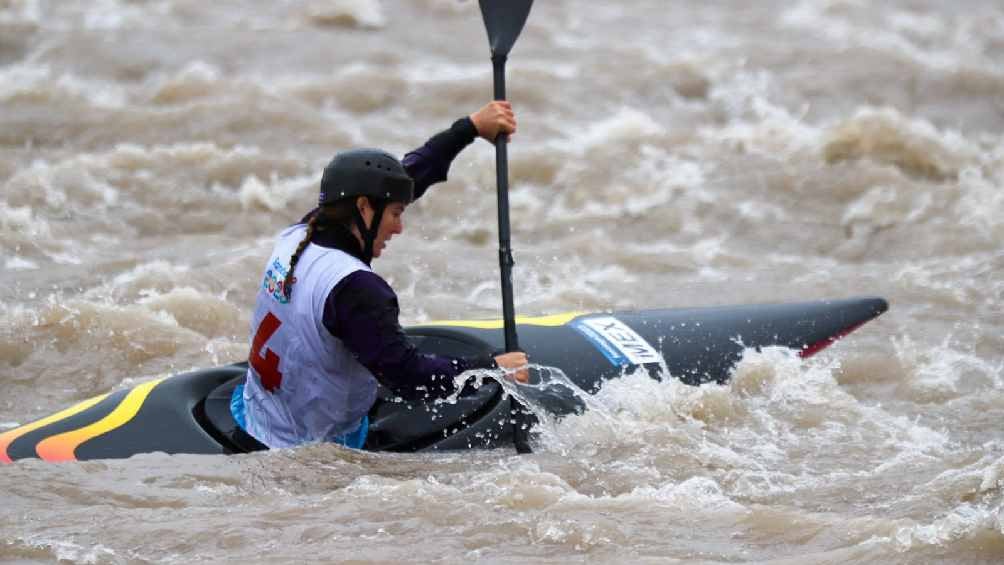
(35, 379, 164, 462)
(0, 393, 110, 464)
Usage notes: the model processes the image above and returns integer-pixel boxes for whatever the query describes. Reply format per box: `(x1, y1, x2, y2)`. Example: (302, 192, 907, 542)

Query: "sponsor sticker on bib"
(571, 316, 663, 367)
(263, 258, 292, 304)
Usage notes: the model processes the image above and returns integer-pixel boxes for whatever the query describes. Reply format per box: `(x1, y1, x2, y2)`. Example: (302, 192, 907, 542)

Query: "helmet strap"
(352, 198, 387, 264)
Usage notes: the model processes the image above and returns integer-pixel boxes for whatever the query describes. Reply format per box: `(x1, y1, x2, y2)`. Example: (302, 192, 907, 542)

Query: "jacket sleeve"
(402, 117, 478, 201)
(323, 270, 495, 401)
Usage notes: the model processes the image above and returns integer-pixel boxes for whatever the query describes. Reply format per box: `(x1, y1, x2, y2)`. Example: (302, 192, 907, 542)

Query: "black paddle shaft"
(479, 0, 535, 455)
(492, 55, 519, 352)
(479, 0, 532, 354)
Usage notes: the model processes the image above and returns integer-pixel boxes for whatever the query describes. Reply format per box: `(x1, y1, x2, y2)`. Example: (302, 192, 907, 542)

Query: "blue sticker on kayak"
(570, 316, 663, 367)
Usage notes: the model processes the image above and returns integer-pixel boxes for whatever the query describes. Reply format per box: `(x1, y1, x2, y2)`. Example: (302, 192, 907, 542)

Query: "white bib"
(243, 225, 378, 448)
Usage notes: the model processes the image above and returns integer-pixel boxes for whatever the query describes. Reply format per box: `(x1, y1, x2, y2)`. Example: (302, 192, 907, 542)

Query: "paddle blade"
(479, 0, 534, 57)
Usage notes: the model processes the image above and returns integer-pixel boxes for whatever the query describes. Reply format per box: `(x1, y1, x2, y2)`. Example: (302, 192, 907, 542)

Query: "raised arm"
(403, 101, 517, 200)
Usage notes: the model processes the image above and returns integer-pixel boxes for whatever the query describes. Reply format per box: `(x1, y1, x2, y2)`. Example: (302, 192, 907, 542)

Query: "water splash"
(438, 360, 687, 454)
(436, 364, 621, 447)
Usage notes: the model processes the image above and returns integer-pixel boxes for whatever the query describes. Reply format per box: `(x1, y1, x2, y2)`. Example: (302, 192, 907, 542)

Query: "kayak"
(1, 296, 887, 462)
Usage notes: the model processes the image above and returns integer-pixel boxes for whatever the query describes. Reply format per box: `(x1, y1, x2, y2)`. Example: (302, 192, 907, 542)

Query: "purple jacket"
(302, 117, 496, 400)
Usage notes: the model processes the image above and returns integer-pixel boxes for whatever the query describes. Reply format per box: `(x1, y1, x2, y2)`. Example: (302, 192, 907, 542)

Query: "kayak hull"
(1, 296, 888, 462)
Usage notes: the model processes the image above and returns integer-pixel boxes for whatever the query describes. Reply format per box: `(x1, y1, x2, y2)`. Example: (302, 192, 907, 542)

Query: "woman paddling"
(232, 101, 529, 450)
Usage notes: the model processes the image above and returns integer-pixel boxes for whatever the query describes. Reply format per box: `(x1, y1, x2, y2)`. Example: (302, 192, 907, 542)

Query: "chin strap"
(352, 199, 388, 265)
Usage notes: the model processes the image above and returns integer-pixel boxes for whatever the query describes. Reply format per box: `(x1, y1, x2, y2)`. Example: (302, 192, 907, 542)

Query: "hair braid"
(283, 214, 319, 300)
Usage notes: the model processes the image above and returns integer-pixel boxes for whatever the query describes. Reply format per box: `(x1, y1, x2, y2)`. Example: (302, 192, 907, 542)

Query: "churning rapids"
(2, 0, 1003, 563)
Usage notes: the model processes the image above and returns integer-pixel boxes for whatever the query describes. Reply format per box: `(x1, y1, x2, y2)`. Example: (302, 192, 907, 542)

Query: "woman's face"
(358, 197, 406, 259)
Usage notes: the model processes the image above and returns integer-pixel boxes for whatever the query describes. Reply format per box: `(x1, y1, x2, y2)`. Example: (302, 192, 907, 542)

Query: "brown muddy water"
(1, 0, 1003, 563)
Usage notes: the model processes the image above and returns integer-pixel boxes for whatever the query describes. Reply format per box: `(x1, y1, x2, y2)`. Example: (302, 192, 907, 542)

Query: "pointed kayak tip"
(799, 296, 889, 358)
(860, 296, 890, 320)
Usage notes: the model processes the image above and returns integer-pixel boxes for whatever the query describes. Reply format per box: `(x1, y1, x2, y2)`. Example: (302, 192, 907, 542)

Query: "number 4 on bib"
(250, 312, 283, 392)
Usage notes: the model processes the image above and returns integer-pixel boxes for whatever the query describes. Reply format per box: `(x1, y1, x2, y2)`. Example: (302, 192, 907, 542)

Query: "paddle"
(478, 0, 535, 454)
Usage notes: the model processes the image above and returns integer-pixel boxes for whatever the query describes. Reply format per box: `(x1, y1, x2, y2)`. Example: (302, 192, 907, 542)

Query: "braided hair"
(282, 214, 318, 301)
(282, 201, 357, 301)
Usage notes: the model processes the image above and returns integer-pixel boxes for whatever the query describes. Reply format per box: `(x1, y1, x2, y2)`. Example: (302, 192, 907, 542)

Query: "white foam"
(136, 286, 242, 337)
(893, 503, 1003, 551)
(18, 536, 118, 565)
(841, 184, 932, 229)
(149, 61, 224, 104)
(547, 144, 710, 224)
(702, 70, 821, 158)
(576, 107, 666, 152)
(630, 476, 746, 512)
(0, 203, 46, 237)
(0, 0, 41, 24)
(238, 172, 316, 212)
(894, 334, 1004, 399)
(194, 483, 240, 496)
(956, 165, 1004, 242)
(341, 474, 463, 502)
(483, 346, 956, 502)
(0, 63, 126, 108)
(782, 0, 1003, 73)
(980, 455, 1004, 492)
(84, 0, 163, 29)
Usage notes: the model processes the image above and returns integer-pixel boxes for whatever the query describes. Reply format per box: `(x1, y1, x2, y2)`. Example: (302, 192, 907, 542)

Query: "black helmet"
(319, 148, 414, 207)
(316, 148, 413, 264)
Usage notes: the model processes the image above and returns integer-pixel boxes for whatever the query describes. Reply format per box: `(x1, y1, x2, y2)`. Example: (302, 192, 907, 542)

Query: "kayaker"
(233, 101, 529, 450)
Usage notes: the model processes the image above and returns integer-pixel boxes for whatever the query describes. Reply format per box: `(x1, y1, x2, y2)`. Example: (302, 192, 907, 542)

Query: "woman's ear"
(356, 196, 369, 215)
(355, 196, 375, 228)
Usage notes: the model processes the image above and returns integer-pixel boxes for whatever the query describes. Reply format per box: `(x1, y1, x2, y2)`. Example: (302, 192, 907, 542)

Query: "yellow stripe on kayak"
(0, 393, 110, 464)
(416, 311, 587, 329)
(35, 379, 164, 462)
